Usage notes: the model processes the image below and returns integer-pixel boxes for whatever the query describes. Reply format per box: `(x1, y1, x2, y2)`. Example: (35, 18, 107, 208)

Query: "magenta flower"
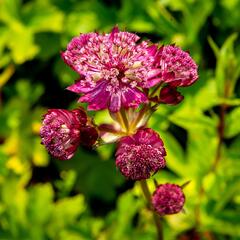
(152, 183, 185, 215)
(157, 45, 198, 87)
(62, 27, 161, 112)
(115, 128, 166, 180)
(40, 108, 89, 160)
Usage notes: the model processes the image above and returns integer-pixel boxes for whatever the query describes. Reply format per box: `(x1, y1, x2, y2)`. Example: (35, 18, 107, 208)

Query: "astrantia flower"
(115, 128, 166, 180)
(157, 45, 198, 87)
(62, 27, 161, 112)
(40, 108, 90, 160)
(152, 183, 185, 215)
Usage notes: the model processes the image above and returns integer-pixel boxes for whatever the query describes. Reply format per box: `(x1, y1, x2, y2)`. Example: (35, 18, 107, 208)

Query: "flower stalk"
(140, 180, 163, 240)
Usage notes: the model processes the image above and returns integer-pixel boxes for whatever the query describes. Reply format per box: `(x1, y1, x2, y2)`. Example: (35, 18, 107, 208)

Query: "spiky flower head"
(152, 183, 185, 215)
(40, 108, 87, 160)
(157, 45, 198, 87)
(115, 128, 166, 180)
(62, 27, 161, 112)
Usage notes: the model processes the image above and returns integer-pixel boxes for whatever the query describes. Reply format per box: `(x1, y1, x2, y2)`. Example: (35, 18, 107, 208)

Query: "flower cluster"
(40, 27, 198, 216)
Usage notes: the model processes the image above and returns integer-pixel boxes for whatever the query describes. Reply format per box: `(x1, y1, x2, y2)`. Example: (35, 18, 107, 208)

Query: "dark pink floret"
(152, 183, 185, 215)
(62, 27, 161, 112)
(115, 128, 166, 180)
(159, 85, 184, 105)
(157, 45, 198, 87)
(40, 109, 83, 160)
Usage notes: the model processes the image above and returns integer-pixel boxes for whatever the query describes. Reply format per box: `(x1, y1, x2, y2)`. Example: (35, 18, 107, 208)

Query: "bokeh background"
(0, 0, 240, 239)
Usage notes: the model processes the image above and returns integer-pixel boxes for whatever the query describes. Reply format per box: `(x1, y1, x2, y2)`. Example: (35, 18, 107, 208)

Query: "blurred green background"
(0, 0, 240, 239)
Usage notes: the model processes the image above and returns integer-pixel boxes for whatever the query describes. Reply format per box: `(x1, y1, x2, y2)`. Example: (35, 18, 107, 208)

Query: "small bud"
(80, 126, 99, 147)
(152, 183, 185, 215)
(160, 86, 184, 105)
(40, 109, 85, 160)
(115, 128, 166, 180)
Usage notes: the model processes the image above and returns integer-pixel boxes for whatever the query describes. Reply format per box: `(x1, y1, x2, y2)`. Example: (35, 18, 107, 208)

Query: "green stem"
(140, 180, 163, 240)
(195, 87, 228, 227)
(120, 108, 129, 132)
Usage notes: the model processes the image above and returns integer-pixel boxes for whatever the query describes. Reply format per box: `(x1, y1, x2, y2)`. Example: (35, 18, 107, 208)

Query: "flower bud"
(152, 183, 185, 215)
(80, 126, 99, 147)
(40, 109, 83, 160)
(160, 86, 184, 105)
(115, 128, 166, 180)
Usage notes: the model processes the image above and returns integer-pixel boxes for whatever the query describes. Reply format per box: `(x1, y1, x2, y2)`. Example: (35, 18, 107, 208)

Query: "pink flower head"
(40, 109, 86, 160)
(157, 45, 198, 87)
(115, 128, 166, 180)
(152, 183, 185, 215)
(62, 27, 161, 112)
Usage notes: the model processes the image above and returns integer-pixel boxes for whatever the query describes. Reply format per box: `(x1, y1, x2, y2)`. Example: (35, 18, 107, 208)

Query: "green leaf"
(65, 11, 99, 36)
(7, 26, 39, 63)
(157, 131, 186, 176)
(27, 184, 54, 225)
(47, 195, 86, 239)
(169, 97, 218, 133)
(0, 0, 21, 23)
(213, 33, 239, 97)
(22, 0, 64, 33)
(55, 149, 124, 202)
(186, 129, 218, 177)
(214, 180, 240, 212)
(103, 190, 144, 240)
(224, 107, 240, 138)
(193, 79, 219, 110)
(202, 212, 240, 237)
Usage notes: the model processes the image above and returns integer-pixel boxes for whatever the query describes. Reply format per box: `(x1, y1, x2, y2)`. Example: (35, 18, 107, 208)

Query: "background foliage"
(0, 0, 240, 239)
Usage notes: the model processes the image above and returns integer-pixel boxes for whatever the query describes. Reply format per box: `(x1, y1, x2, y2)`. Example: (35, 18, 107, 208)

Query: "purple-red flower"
(157, 45, 198, 87)
(115, 128, 166, 180)
(152, 183, 185, 215)
(159, 85, 184, 105)
(40, 109, 82, 160)
(40, 108, 98, 160)
(62, 27, 161, 112)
